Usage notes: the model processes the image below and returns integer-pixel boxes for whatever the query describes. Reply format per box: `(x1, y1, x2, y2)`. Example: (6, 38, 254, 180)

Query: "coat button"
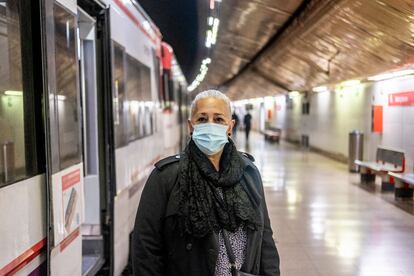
(186, 243, 192, 250)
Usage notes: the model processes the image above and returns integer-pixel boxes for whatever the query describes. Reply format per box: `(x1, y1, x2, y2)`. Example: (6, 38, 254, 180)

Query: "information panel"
(51, 163, 84, 246)
(388, 91, 414, 106)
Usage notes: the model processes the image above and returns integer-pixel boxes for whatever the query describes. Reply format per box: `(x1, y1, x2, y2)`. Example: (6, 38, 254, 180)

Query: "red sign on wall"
(372, 105, 383, 133)
(388, 91, 414, 106)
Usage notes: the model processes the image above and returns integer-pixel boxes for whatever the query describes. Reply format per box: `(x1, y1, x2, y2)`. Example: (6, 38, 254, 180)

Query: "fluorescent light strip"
(341, 79, 360, 87)
(368, 69, 414, 81)
(205, 30, 213, 48)
(4, 90, 23, 96)
(57, 95, 66, 101)
(312, 86, 328, 93)
(289, 91, 300, 98)
(191, 2, 223, 91)
(211, 18, 220, 45)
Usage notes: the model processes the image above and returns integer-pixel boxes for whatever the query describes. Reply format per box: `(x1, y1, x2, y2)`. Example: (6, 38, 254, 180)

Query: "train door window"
(140, 63, 153, 137)
(125, 54, 141, 140)
(112, 42, 128, 148)
(151, 49, 160, 133)
(78, 7, 104, 274)
(125, 54, 153, 141)
(151, 48, 161, 103)
(54, 4, 81, 171)
(0, 0, 42, 187)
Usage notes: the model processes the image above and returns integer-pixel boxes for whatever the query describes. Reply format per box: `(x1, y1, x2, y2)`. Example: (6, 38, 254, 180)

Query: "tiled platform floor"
(235, 131, 414, 276)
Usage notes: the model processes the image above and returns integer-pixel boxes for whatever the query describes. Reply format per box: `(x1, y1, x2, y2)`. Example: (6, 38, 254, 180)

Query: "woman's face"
(188, 97, 235, 135)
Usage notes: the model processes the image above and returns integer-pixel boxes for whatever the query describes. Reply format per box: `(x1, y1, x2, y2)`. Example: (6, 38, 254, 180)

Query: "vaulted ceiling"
(199, 0, 414, 100)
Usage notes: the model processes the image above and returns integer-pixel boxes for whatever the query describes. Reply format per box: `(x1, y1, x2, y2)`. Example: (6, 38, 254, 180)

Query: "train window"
(54, 4, 81, 170)
(112, 42, 128, 148)
(0, 0, 26, 186)
(125, 54, 153, 141)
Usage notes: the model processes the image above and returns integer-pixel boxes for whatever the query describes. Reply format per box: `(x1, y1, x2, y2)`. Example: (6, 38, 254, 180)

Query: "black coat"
(132, 152, 280, 276)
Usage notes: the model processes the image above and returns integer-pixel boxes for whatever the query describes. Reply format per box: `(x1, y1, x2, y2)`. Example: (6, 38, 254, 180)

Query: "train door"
(78, 7, 105, 275)
(40, 1, 84, 275)
(0, 1, 47, 275)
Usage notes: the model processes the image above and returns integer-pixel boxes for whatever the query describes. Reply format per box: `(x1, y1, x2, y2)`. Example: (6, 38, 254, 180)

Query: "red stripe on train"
(0, 239, 46, 276)
(60, 227, 80, 252)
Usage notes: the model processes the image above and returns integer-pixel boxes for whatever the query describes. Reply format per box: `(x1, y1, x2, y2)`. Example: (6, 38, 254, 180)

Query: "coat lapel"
(240, 169, 264, 273)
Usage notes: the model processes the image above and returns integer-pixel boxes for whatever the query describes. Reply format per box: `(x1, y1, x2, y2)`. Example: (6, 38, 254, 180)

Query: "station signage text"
(388, 91, 414, 106)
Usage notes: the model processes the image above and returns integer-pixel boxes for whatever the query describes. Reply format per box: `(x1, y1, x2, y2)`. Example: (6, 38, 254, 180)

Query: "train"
(0, 0, 189, 275)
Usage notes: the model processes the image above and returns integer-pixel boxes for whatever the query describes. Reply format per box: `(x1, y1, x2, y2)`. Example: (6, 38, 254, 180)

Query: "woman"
(132, 90, 280, 276)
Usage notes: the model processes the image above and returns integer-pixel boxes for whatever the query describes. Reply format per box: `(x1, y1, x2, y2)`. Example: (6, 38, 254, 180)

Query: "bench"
(264, 127, 281, 143)
(355, 147, 405, 191)
(389, 167, 414, 199)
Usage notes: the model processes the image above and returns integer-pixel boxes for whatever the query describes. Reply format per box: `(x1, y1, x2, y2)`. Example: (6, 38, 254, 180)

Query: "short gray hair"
(190, 90, 231, 118)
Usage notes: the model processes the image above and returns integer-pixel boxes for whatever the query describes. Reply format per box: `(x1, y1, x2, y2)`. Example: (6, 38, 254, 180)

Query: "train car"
(0, 0, 188, 275)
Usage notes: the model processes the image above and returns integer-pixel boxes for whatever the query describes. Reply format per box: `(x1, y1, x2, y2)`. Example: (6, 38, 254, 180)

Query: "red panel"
(161, 42, 173, 70)
(388, 91, 414, 106)
(372, 105, 383, 133)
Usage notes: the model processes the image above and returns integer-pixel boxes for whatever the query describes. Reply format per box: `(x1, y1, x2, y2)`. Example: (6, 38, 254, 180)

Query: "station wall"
(266, 77, 414, 171)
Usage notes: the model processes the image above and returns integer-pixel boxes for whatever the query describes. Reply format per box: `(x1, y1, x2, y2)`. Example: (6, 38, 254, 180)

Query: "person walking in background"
(231, 111, 239, 139)
(243, 111, 252, 141)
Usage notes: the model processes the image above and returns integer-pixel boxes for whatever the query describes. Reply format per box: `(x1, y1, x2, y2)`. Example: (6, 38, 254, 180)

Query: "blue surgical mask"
(192, 123, 229, 156)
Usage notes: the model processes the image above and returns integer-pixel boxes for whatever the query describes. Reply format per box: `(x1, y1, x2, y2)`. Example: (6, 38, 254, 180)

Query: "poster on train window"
(51, 163, 84, 246)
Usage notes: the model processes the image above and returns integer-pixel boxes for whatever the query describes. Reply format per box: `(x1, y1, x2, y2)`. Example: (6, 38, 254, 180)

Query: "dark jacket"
(132, 152, 280, 276)
(244, 114, 252, 129)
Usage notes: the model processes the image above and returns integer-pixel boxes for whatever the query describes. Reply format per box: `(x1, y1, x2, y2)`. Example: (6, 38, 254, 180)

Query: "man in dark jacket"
(132, 90, 280, 276)
(244, 112, 252, 141)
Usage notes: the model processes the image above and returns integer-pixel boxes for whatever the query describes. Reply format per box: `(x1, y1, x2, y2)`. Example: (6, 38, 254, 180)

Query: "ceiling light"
(289, 91, 300, 98)
(213, 18, 220, 27)
(209, 0, 215, 9)
(57, 95, 66, 101)
(368, 69, 414, 81)
(202, 58, 211, 64)
(312, 86, 329, 93)
(211, 18, 220, 45)
(368, 73, 393, 81)
(389, 69, 414, 78)
(251, 97, 264, 104)
(205, 30, 213, 48)
(341, 79, 360, 87)
(189, 0, 223, 92)
(4, 90, 23, 96)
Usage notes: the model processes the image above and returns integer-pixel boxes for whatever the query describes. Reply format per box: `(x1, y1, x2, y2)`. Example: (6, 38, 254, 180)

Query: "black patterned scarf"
(177, 139, 258, 238)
